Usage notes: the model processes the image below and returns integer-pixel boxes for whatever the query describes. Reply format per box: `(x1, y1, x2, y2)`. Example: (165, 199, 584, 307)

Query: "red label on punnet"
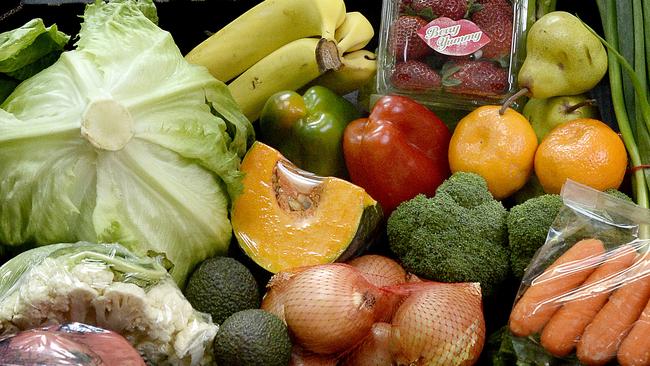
(417, 17, 490, 56)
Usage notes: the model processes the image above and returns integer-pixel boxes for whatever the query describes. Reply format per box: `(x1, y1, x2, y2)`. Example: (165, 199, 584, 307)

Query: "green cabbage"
(0, 0, 254, 285)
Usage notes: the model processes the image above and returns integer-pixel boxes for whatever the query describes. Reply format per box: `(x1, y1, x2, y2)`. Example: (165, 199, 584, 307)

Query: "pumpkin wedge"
(231, 142, 382, 273)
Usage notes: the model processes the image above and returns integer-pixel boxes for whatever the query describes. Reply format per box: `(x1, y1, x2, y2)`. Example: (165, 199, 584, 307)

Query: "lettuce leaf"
(0, 18, 69, 75)
(0, 0, 254, 285)
(0, 18, 70, 103)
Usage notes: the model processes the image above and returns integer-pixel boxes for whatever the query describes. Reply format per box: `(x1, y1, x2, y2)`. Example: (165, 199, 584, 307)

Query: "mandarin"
(448, 106, 538, 200)
(534, 118, 627, 194)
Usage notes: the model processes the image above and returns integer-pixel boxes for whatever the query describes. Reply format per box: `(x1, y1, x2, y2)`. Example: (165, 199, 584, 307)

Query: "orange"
(448, 105, 538, 200)
(534, 118, 627, 194)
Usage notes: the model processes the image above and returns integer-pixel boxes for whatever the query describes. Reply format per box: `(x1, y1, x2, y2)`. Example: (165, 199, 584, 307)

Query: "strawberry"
(410, 0, 468, 20)
(390, 15, 433, 61)
(476, 0, 511, 8)
(441, 60, 508, 95)
(391, 60, 442, 90)
(471, 0, 513, 59)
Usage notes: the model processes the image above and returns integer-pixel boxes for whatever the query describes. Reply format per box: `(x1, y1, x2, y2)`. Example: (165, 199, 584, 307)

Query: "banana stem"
(316, 38, 343, 73)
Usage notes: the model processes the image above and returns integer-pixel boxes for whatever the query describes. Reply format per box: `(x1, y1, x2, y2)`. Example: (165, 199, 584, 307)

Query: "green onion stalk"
(594, 0, 650, 237)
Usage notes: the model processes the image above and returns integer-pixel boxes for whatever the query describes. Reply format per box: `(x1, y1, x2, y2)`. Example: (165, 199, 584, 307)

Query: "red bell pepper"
(343, 95, 451, 214)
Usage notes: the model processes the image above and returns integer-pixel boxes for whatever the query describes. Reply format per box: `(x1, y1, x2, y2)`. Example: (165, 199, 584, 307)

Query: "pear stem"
(499, 88, 529, 115)
(564, 99, 597, 114)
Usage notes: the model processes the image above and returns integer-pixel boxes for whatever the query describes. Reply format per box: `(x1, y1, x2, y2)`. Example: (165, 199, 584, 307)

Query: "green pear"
(518, 11, 607, 99)
(522, 94, 598, 142)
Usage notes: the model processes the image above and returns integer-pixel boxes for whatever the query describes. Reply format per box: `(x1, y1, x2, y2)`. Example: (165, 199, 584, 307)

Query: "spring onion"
(594, 0, 650, 214)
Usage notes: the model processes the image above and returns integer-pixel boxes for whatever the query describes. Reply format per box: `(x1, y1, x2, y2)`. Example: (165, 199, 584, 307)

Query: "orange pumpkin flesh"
(231, 142, 382, 273)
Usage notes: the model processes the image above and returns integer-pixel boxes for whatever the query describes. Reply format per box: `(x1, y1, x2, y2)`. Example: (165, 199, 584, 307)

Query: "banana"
(227, 38, 342, 122)
(185, 0, 346, 83)
(335, 12, 375, 54)
(307, 49, 377, 96)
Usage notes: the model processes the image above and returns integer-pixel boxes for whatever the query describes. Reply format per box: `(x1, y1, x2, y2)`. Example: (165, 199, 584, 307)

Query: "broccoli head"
(604, 188, 633, 202)
(508, 189, 634, 279)
(507, 194, 563, 278)
(387, 172, 510, 296)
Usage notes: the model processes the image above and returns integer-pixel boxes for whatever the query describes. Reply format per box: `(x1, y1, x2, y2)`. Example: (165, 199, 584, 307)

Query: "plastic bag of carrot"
(506, 179, 650, 366)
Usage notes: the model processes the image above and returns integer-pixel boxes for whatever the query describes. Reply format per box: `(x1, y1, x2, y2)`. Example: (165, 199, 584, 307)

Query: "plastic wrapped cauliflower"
(0, 242, 218, 366)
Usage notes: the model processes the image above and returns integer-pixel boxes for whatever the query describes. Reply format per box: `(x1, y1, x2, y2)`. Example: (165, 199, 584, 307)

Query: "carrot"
(540, 245, 637, 357)
(617, 286, 650, 366)
(577, 255, 650, 366)
(509, 238, 606, 337)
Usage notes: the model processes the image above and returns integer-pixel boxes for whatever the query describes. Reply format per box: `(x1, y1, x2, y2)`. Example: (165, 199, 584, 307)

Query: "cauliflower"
(0, 242, 218, 366)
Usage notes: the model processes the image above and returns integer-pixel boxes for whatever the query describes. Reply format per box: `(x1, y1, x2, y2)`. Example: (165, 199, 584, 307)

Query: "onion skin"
(348, 255, 407, 288)
(347, 255, 407, 322)
(262, 267, 310, 322)
(261, 284, 287, 323)
(289, 345, 338, 366)
(406, 273, 422, 283)
(340, 322, 393, 366)
(282, 263, 386, 355)
(390, 282, 485, 366)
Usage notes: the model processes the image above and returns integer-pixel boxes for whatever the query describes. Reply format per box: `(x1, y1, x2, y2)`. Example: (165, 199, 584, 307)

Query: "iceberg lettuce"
(0, 18, 70, 102)
(0, 0, 254, 285)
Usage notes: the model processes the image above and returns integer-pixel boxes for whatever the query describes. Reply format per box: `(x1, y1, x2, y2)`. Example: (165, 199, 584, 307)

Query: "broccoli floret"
(507, 194, 563, 278)
(387, 172, 510, 296)
(508, 189, 635, 278)
(436, 170, 495, 208)
(604, 188, 633, 202)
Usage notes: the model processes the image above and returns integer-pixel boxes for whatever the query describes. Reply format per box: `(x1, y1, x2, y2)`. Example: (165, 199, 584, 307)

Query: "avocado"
(184, 256, 260, 325)
(214, 309, 292, 366)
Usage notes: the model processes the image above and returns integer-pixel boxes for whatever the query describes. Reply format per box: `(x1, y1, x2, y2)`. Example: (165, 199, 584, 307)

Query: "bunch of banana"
(185, 0, 377, 122)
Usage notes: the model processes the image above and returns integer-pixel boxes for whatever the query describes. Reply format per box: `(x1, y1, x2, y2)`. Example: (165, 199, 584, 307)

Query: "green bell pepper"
(259, 85, 360, 178)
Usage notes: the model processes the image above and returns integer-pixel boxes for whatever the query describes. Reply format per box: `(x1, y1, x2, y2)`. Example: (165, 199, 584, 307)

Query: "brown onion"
(406, 272, 422, 283)
(347, 254, 407, 288)
(282, 263, 389, 355)
(289, 345, 338, 366)
(340, 322, 394, 366)
(262, 267, 311, 322)
(390, 282, 485, 366)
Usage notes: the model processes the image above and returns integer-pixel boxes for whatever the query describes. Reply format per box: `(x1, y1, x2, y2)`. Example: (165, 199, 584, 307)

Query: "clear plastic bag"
(0, 322, 146, 366)
(507, 180, 650, 366)
(0, 242, 218, 366)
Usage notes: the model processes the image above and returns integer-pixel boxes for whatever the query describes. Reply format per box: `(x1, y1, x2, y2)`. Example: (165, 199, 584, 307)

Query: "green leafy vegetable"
(0, 18, 69, 102)
(0, 18, 69, 76)
(0, 0, 254, 285)
(0, 76, 18, 104)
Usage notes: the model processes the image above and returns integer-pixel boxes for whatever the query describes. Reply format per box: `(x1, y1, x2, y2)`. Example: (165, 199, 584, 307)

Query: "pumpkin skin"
(231, 142, 382, 273)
